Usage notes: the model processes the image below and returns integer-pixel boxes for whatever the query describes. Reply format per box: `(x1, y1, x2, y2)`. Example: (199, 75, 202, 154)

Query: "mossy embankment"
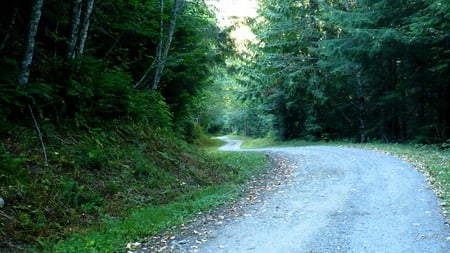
(0, 126, 269, 252)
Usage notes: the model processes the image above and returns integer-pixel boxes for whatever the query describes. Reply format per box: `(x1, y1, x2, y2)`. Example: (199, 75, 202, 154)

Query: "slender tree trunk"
(53, 21, 60, 57)
(29, 104, 48, 164)
(444, 83, 450, 140)
(134, 0, 165, 89)
(17, 0, 48, 164)
(76, 0, 94, 57)
(18, 0, 44, 86)
(67, 0, 82, 60)
(151, 0, 183, 90)
(135, 0, 183, 90)
(356, 69, 366, 143)
(104, 31, 125, 61)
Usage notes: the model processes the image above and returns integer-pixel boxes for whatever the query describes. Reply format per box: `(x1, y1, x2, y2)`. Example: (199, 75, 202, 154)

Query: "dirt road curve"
(136, 137, 450, 253)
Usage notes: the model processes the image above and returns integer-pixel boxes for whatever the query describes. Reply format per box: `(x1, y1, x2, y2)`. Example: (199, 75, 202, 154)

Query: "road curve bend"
(138, 137, 450, 253)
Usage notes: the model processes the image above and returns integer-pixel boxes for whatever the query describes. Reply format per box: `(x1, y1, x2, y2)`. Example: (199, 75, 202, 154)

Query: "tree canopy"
(230, 0, 449, 143)
(0, 0, 227, 141)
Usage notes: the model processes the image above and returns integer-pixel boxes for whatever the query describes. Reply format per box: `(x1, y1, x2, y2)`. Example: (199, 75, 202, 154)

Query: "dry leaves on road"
(130, 152, 297, 253)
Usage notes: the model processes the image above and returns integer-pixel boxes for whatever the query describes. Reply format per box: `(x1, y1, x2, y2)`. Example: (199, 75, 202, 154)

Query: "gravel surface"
(133, 137, 450, 253)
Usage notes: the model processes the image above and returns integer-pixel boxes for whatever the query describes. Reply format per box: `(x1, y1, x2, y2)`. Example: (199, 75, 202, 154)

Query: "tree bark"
(18, 0, 44, 86)
(152, 0, 183, 90)
(76, 0, 95, 57)
(134, 0, 165, 89)
(356, 69, 366, 143)
(67, 0, 82, 60)
(16, 0, 48, 164)
(134, 0, 183, 90)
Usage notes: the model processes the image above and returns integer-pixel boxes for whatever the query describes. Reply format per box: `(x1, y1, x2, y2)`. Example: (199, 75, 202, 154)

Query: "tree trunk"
(356, 69, 366, 143)
(67, 0, 82, 60)
(134, 0, 183, 90)
(104, 31, 125, 61)
(76, 0, 95, 57)
(344, 0, 350, 11)
(17, 0, 48, 164)
(152, 0, 183, 90)
(134, 0, 165, 89)
(18, 0, 44, 86)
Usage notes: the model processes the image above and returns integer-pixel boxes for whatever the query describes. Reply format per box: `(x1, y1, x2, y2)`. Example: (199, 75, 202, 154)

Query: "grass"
(237, 135, 324, 149)
(0, 122, 270, 252)
(235, 135, 449, 217)
(38, 138, 269, 252)
(47, 186, 237, 252)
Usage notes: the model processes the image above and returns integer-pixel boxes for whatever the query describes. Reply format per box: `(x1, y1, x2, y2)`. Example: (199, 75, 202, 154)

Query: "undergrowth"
(0, 126, 269, 252)
(48, 150, 268, 252)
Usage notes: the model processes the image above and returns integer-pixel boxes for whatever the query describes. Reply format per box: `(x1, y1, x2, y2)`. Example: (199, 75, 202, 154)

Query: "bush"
(183, 121, 203, 143)
(127, 91, 173, 127)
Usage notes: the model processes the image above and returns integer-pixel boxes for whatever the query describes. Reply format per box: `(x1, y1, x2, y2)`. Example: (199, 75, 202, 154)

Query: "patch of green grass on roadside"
(42, 143, 269, 253)
(46, 186, 238, 253)
(236, 135, 320, 149)
(201, 137, 227, 150)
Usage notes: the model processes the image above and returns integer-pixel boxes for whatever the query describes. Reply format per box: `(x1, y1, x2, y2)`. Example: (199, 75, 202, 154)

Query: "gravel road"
(134, 137, 449, 253)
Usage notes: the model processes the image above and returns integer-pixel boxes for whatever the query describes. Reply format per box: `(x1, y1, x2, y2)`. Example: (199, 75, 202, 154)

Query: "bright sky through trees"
(207, 0, 259, 52)
(207, 0, 258, 27)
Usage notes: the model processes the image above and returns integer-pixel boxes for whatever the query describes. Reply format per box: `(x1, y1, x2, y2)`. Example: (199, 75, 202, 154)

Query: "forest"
(0, 0, 448, 251)
(232, 0, 449, 142)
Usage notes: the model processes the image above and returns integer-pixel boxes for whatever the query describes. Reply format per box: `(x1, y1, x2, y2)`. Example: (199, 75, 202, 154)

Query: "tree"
(77, 0, 95, 57)
(242, 0, 327, 140)
(67, 0, 95, 60)
(135, 0, 184, 90)
(318, 0, 447, 142)
(239, 0, 448, 142)
(406, 0, 450, 141)
(18, 0, 44, 87)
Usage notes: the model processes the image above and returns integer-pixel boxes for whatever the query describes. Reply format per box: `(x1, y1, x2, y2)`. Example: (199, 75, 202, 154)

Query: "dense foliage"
(234, 0, 449, 143)
(0, 0, 230, 251)
(0, 0, 225, 137)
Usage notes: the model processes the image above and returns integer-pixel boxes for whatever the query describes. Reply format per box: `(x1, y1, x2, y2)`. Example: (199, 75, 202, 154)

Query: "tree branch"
(28, 104, 48, 165)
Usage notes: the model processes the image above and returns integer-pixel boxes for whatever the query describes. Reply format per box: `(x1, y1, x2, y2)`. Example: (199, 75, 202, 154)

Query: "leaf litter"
(129, 152, 296, 253)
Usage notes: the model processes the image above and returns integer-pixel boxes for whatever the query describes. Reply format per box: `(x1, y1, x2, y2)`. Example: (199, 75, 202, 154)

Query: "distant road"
(215, 136, 244, 151)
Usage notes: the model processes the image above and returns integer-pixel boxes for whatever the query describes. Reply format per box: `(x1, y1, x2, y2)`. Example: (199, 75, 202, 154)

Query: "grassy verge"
(237, 135, 321, 149)
(0, 125, 269, 252)
(42, 138, 269, 252)
(236, 136, 449, 217)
